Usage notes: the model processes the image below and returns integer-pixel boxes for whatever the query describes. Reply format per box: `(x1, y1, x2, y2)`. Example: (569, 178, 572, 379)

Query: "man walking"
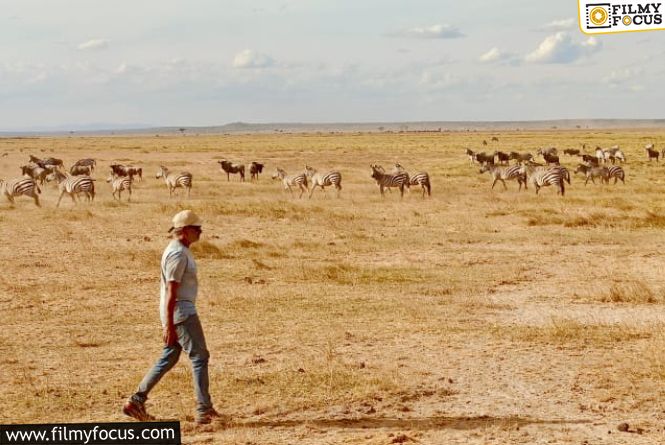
(123, 210, 219, 424)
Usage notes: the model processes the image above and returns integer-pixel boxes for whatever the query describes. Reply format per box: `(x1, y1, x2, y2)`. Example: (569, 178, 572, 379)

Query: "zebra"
(217, 160, 245, 181)
(0, 177, 41, 206)
(271, 168, 308, 198)
(530, 168, 565, 196)
(304, 165, 342, 198)
(370, 164, 409, 197)
(573, 164, 609, 185)
(156, 166, 192, 197)
(107, 175, 133, 201)
(393, 163, 432, 197)
(607, 165, 626, 184)
(479, 164, 527, 191)
(56, 175, 95, 207)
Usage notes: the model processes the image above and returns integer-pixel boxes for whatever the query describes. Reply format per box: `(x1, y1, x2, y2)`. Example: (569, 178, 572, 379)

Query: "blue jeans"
(132, 314, 213, 415)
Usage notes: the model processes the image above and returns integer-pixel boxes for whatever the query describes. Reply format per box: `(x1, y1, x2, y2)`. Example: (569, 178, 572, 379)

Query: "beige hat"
(169, 209, 203, 232)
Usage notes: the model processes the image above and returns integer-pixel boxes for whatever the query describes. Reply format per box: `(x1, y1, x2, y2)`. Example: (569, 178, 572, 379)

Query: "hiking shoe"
(123, 399, 155, 421)
(196, 408, 221, 425)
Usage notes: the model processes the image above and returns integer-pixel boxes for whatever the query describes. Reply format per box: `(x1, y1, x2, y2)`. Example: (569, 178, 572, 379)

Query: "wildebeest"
(110, 164, 143, 181)
(581, 154, 599, 166)
(73, 158, 96, 172)
(249, 162, 264, 181)
(563, 149, 580, 156)
(217, 160, 245, 181)
(473, 152, 495, 165)
(70, 165, 93, 176)
(494, 151, 510, 165)
(29, 155, 64, 170)
(646, 146, 659, 162)
(508, 151, 533, 164)
(543, 152, 560, 165)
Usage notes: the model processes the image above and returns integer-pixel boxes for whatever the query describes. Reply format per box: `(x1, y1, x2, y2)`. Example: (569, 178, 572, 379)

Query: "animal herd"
(0, 140, 659, 206)
(466, 143, 641, 197)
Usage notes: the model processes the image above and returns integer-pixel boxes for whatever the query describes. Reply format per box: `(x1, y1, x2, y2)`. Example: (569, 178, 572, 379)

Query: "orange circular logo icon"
(589, 7, 608, 26)
(622, 15, 632, 25)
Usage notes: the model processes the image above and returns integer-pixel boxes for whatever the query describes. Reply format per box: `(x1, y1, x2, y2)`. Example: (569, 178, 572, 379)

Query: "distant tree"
(179, 127, 186, 136)
(378, 126, 385, 132)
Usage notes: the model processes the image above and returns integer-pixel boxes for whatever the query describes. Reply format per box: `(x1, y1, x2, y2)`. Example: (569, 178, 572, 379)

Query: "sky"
(0, 0, 663, 130)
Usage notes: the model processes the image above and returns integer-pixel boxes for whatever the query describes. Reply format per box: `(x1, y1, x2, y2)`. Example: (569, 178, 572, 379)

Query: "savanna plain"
(3, 130, 665, 445)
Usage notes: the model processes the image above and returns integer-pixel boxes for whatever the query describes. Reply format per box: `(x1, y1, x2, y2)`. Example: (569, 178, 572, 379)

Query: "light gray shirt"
(160, 239, 198, 326)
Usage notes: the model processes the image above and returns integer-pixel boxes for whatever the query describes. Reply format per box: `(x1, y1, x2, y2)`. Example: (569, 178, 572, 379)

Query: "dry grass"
(494, 318, 654, 346)
(5, 130, 665, 443)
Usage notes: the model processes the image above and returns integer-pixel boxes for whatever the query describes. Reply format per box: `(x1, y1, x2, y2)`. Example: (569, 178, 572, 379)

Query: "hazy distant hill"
(1, 119, 664, 136)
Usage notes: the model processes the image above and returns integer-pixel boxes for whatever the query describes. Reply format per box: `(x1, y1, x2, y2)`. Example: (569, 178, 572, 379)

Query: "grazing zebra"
(107, 175, 133, 201)
(304, 165, 342, 198)
(574, 164, 609, 185)
(249, 162, 264, 180)
(217, 160, 245, 181)
(646, 146, 659, 162)
(595, 147, 608, 164)
(156, 166, 193, 197)
(530, 167, 565, 196)
(480, 164, 527, 191)
(271, 168, 308, 198)
(56, 175, 95, 207)
(0, 177, 41, 206)
(370, 164, 409, 197)
(607, 165, 626, 184)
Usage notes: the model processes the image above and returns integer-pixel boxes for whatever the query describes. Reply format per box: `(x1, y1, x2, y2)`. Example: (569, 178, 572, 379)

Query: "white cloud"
(602, 67, 645, 90)
(525, 32, 601, 64)
(232, 49, 274, 69)
(77, 39, 109, 51)
(541, 18, 575, 31)
(390, 24, 463, 39)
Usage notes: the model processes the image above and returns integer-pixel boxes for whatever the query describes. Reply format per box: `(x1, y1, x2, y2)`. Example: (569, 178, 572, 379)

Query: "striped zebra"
(393, 163, 432, 197)
(607, 165, 625, 184)
(56, 175, 95, 207)
(479, 164, 527, 191)
(0, 177, 41, 206)
(370, 164, 409, 198)
(408, 172, 432, 197)
(107, 175, 133, 201)
(530, 167, 565, 196)
(271, 168, 308, 198)
(304, 165, 342, 198)
(156, 166, 193, 197)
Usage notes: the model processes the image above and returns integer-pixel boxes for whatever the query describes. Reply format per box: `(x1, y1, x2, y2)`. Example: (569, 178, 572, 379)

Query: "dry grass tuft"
(191, 240, 232, 259)
(600, 281, 665, 304)
(495, 318, 653, 346)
